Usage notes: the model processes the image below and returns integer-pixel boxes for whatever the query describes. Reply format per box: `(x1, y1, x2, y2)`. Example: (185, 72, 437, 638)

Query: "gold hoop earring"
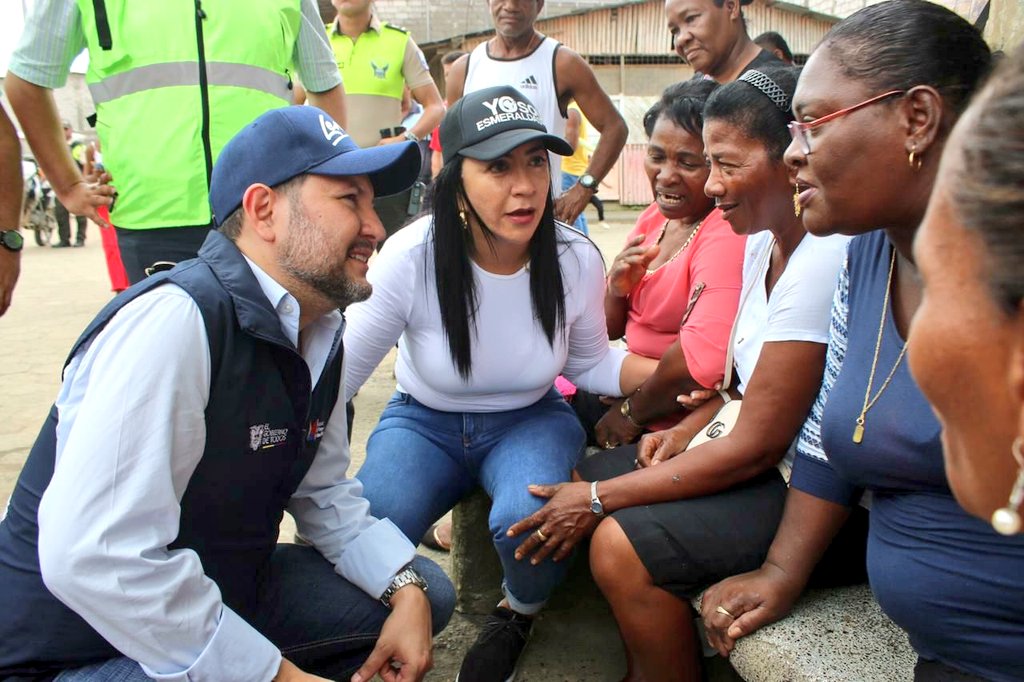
(458, 209, 468, 231)
(991, 437, 1024, 535)
(908, 150, 923, 170)
(793, 185, 802, 217)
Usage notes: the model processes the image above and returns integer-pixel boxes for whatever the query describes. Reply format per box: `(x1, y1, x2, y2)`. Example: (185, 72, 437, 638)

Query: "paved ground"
(0, 206, 732, 681)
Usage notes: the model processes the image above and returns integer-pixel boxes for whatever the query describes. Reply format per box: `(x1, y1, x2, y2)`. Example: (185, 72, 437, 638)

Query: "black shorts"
(576, 445, 787, 600)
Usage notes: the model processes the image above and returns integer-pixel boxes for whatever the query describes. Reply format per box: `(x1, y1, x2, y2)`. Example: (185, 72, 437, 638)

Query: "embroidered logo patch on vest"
(307, 418, 326, 442)
(249, 423, 289, 451)
(370, 61, 390, 79)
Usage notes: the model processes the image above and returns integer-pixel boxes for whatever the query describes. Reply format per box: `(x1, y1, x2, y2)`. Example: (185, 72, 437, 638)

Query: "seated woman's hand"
(507, 481, 600, 565)
(635, 426, 691, 467)
(593, 398, 643, 450)
(699, 563, 804, 658)
(676, 384, 720, 410)
(607, 235, 660, 298)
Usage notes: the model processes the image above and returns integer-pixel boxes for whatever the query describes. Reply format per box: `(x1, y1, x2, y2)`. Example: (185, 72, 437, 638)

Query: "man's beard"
(279, 206, 373, 310)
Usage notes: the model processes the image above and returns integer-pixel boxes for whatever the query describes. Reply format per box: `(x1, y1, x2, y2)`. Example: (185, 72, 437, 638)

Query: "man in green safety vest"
(5, 0, 347, 284)
(327, 0, 444, 242)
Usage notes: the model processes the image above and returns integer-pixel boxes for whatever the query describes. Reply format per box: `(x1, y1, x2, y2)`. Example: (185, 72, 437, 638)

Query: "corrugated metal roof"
(318, 0, 986, 48)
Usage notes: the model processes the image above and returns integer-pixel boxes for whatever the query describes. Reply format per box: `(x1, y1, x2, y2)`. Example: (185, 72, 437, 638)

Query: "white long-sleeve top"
(345, 216, 626, 411)
(35, 256, 414, 682)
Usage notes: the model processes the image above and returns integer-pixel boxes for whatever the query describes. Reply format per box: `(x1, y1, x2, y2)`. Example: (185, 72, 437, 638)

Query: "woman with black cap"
(343, 84, 648, 681)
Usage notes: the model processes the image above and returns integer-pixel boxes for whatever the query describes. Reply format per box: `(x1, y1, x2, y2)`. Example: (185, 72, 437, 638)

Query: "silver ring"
(535, 529, 548, 542)
(604, 441, 615, 449)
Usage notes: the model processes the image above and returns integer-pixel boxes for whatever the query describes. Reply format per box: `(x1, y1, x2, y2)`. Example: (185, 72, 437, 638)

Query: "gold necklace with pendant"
(647, 218, 703, 275)
(853, 248, 908, 444)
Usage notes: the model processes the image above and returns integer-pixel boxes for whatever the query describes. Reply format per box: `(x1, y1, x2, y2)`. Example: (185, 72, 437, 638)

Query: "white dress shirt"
(36, 257, 414, 682)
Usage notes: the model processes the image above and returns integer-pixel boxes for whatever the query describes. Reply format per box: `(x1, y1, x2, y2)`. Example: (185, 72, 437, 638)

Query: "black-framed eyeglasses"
(788, 90, 905, 155)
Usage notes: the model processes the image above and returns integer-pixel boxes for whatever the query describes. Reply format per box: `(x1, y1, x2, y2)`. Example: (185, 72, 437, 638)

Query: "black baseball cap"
(210, 106, 421, 226)
(440, 85, 572, 165)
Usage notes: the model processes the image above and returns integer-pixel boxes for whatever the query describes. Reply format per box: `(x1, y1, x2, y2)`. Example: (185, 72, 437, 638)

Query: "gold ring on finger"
(716, 605, 736, 619)
(535, 529, 548, 542)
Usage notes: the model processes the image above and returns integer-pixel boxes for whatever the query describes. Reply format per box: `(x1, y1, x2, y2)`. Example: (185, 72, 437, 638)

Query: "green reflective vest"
(327, 22, 408, 101)
(77, 0, 300, 229)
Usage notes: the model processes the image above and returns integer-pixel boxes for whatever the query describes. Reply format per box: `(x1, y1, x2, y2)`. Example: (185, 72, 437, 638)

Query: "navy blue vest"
(0, 231, 345, 675)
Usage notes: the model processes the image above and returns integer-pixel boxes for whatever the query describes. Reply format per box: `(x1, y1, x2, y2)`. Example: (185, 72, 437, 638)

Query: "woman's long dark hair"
(429, 156, 567, 380)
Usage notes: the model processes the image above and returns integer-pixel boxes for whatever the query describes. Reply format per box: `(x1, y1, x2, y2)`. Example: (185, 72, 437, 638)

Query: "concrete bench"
(452, 488, 916, 681)
(696, 585, 916, 682)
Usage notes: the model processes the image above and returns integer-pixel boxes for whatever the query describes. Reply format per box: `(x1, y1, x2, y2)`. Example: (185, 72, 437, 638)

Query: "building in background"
(413, 0, 838, 203)
(3, 0, 1013, 181)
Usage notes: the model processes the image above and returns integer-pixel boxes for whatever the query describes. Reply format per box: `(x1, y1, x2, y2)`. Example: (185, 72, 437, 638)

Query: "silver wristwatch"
(380, 564, 428, 608)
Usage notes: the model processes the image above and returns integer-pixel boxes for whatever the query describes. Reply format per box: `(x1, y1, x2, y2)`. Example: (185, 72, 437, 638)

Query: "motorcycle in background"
(21, 157, 57, 246)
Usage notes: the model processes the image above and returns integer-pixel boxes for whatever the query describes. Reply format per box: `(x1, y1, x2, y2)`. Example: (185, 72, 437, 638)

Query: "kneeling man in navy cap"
(0, 107, 454, 682)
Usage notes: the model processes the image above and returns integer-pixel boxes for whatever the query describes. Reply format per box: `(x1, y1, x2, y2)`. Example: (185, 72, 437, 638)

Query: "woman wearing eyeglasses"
(701, 3, 1024, 681)
(508, 63, 856, 682)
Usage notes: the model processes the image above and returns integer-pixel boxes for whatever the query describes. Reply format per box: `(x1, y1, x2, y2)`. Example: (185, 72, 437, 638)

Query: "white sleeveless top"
(464, 36, 567, 196)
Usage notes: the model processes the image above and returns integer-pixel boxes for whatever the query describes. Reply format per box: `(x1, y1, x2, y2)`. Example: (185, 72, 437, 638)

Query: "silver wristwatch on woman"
(380, 564, 428, 608)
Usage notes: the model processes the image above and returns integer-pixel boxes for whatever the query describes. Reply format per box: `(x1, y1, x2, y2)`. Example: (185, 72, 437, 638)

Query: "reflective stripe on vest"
(88, 61, 292, 105)
(75, 0, 300, 230)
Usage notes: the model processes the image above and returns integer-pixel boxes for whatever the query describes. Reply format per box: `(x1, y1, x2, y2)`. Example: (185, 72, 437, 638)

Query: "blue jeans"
(356, 389, 586, 615)
(54, 547, 454, 681)
(561, 172, 589, 235)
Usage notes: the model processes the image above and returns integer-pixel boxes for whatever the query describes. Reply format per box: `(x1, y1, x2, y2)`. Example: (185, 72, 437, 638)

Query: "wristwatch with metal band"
(620, 397, 643, 429)
(403, 130, 420, 143)
(380, 564, 428, 608)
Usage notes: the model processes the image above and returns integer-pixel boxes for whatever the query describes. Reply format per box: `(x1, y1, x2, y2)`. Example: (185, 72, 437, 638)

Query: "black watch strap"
(0, 230, 24, 252)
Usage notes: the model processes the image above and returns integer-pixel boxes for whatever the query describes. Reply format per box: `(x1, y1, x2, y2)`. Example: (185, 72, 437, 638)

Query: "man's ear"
(241, 184, 280, 243)
(725, 0, 741, 21)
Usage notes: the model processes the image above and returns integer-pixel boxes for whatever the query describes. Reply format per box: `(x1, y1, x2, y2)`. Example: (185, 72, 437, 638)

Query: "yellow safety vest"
(77, 0, 299, 229)
(327, 22, 409, 101)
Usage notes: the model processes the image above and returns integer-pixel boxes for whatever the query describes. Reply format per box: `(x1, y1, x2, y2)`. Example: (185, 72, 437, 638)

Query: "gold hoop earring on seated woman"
(908, 149, 923, 170)
(991, 436, 1024, 535)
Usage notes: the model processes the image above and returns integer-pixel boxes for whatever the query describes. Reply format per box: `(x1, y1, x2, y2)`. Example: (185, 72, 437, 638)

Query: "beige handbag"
(684, 240, 773, 451)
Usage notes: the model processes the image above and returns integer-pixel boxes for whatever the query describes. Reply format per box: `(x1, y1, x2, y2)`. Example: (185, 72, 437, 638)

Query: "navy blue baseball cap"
(210, 106, 422, 226)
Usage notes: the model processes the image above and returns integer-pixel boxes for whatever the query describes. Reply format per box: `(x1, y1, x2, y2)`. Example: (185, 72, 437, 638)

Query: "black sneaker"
(457, 606, 533, 682)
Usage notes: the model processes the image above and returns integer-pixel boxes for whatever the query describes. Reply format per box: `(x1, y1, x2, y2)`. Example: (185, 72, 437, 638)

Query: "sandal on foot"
(421, 521, 452, 552)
